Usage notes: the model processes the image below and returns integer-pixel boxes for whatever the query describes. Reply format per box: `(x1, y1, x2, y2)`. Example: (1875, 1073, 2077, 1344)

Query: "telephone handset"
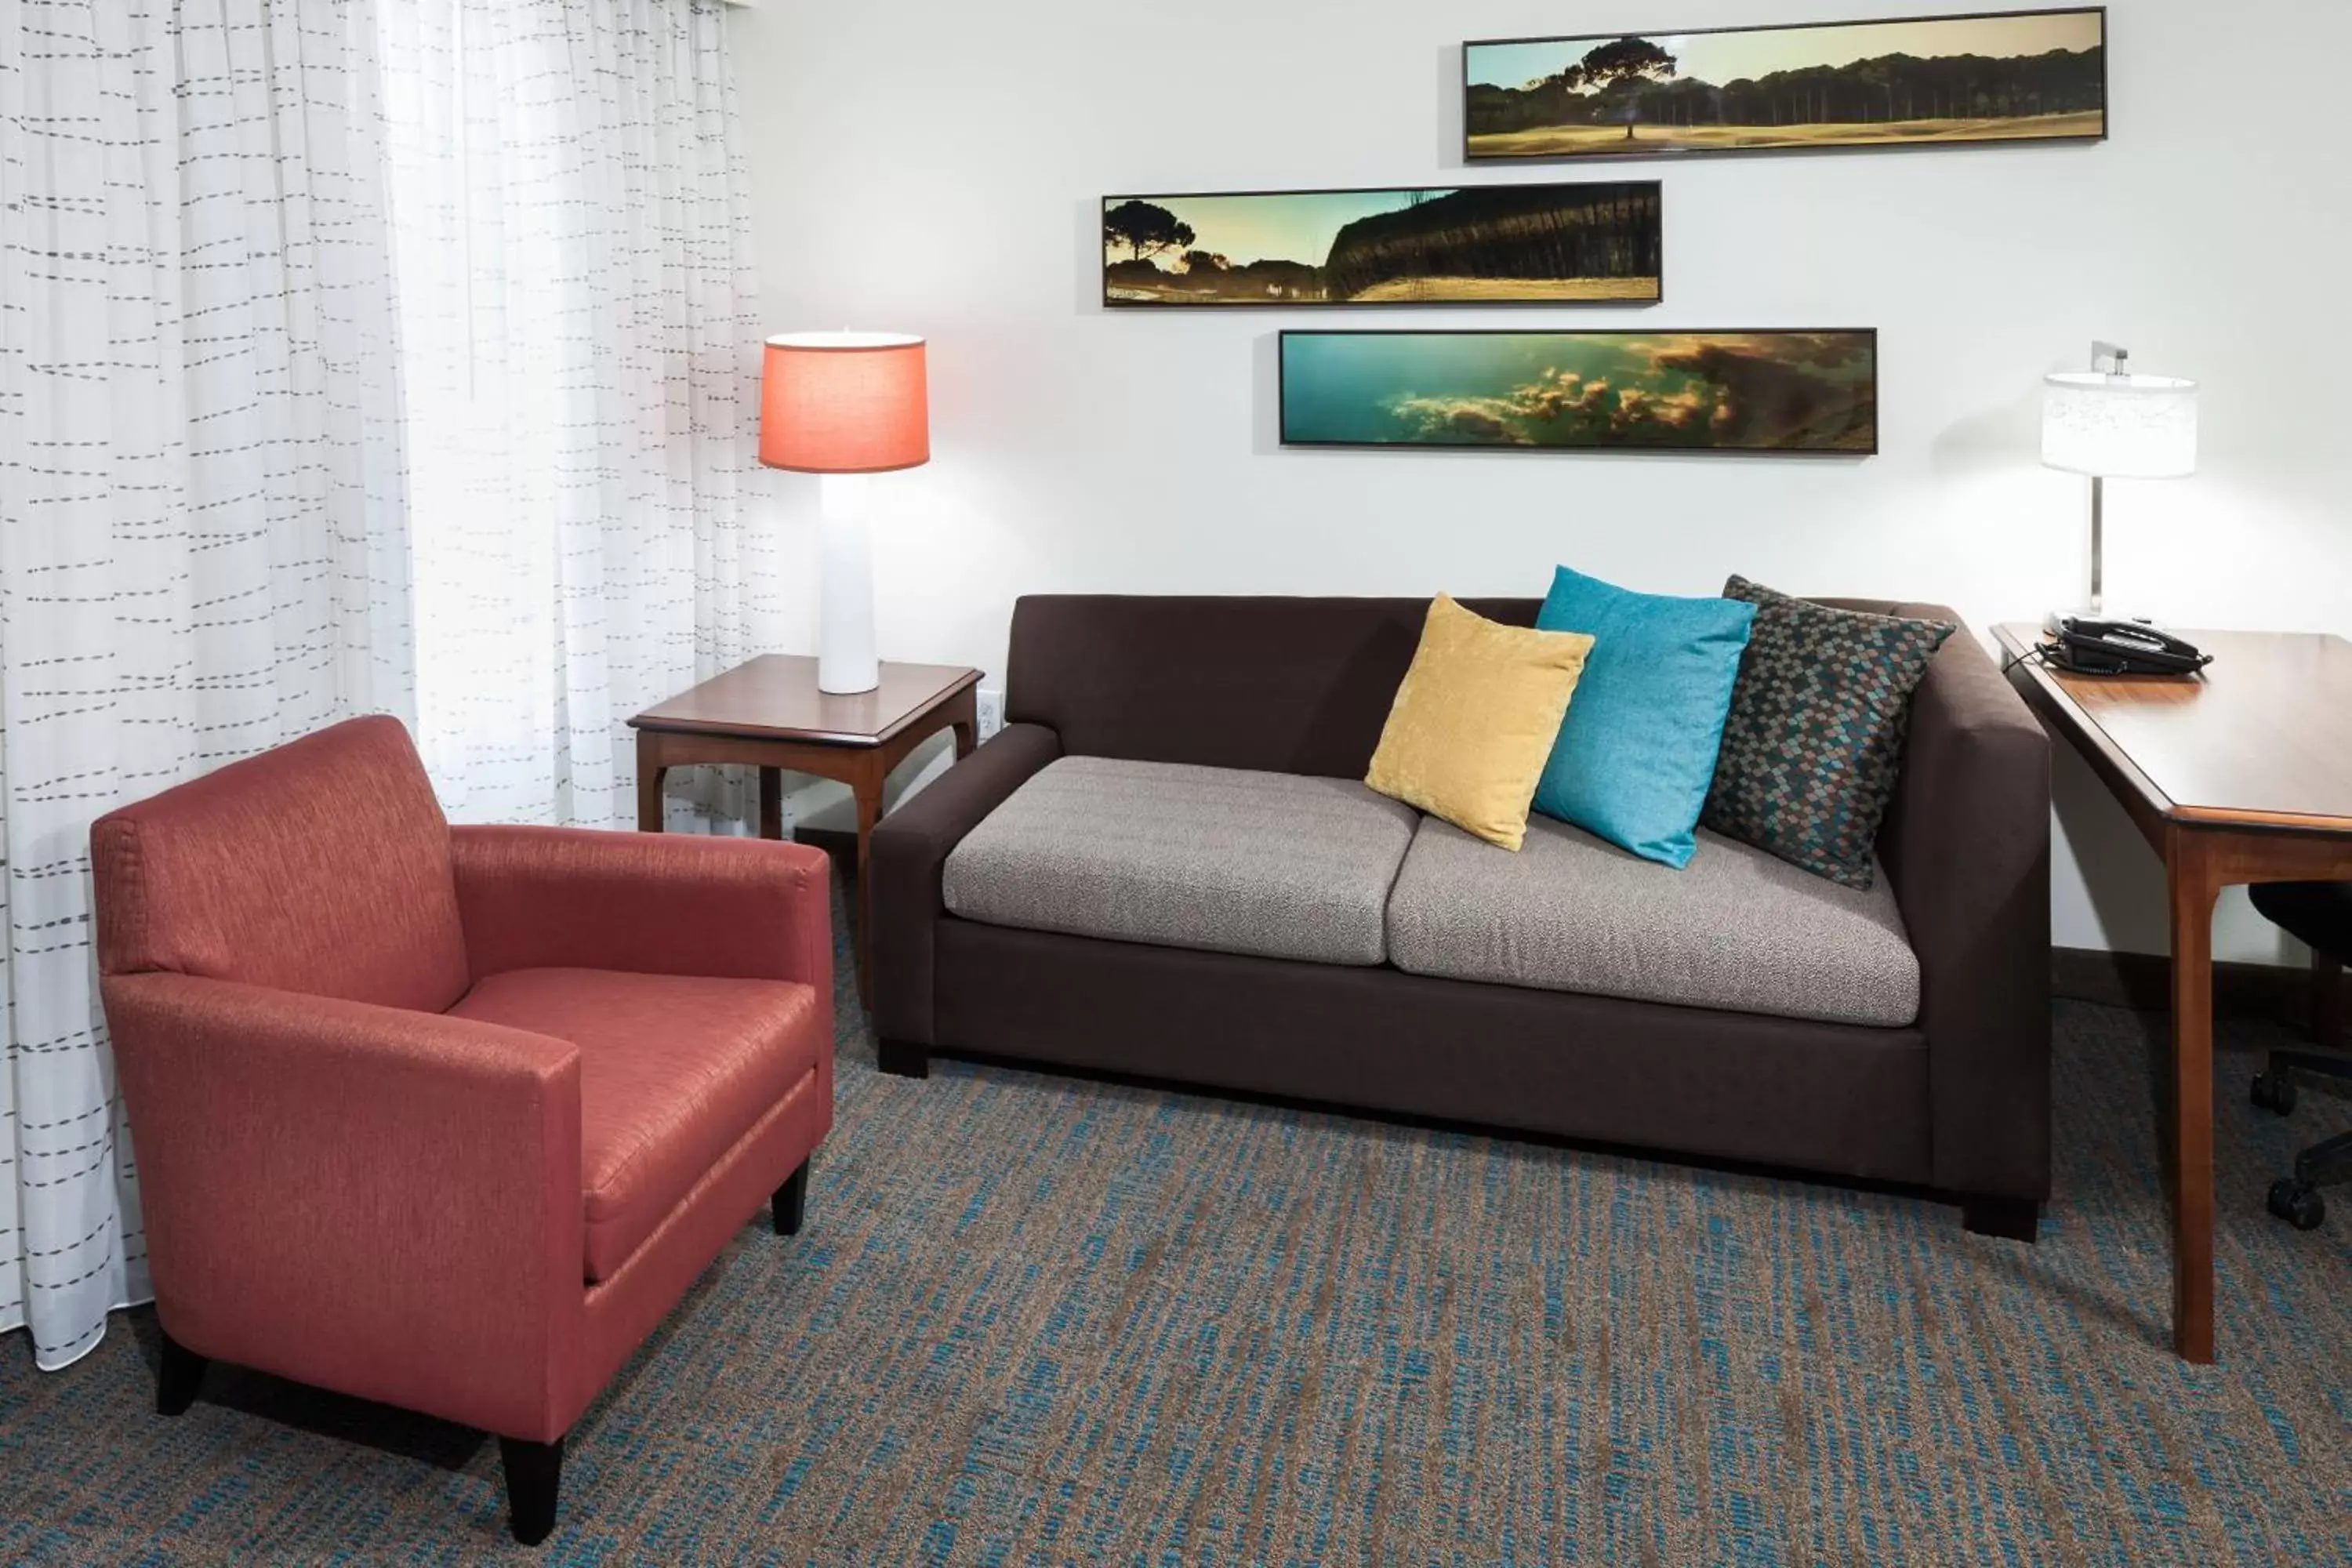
(2049, 616, 2212, 676)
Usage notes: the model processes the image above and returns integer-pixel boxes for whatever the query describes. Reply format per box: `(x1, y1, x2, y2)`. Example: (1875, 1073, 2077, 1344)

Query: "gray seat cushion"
(1386, 814, 1920, 1027)
(944, 757, 1419, 966)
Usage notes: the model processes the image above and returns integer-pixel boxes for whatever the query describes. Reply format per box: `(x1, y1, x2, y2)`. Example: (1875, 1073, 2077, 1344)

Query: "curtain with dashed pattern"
(0, 0, 414, 1370)
(380, 0, 772, 830)
(0, 0, 765, 1373)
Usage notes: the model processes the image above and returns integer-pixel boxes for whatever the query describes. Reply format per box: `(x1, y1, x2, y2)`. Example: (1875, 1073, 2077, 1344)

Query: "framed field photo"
(1279, 330, 1879, 456)
(1102, 183, 1662, 307)
(1465, 8, 2107, 162)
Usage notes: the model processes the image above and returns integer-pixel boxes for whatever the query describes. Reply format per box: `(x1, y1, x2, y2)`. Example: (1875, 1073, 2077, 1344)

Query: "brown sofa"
(871, 595, 2053, 1236)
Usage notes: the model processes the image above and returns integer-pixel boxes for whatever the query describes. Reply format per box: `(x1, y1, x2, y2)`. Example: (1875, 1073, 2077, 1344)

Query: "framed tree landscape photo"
(1101, 183, 1662, 307)
(1465, 8, 2107, 162)
(1279, 330, 1879, 456)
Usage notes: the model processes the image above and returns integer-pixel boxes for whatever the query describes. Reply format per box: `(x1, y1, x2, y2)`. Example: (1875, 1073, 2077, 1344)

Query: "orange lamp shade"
(758, 332, 930, 474)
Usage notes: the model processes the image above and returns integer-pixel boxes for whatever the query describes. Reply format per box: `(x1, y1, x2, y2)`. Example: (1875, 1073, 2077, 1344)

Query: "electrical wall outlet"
(976, 688, 1005, 740)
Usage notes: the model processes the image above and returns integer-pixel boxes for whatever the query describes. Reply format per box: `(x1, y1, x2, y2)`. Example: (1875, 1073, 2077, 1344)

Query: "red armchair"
(91, 717, 833, 1544)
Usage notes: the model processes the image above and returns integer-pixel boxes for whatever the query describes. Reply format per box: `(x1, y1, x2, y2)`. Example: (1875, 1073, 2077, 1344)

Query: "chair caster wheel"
(2250, 1072, 2297, 1115)
(2267, 1178, 2325, 1231)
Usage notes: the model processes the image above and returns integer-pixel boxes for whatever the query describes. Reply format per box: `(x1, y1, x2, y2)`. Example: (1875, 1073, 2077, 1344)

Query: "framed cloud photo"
(1279, 330, 1879, 456)
(1465, 8, 2107, 162)
(1102, 183, 1662, 308)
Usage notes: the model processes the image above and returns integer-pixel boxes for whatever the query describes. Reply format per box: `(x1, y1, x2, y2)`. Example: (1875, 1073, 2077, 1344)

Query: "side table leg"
(950, 685, 978, 759)
(760, 767, 784, 840)
(852, 761, 882, 1009)
(636, 735, 669, 833)
(2166, 831, 2219, 1364)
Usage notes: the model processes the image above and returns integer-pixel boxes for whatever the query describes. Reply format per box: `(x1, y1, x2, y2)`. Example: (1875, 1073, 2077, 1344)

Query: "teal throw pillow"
(1530, 565, 1757, 869)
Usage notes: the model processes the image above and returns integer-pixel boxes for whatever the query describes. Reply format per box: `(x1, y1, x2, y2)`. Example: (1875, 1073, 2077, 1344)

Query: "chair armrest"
(100, 972, 586, 1440)
(1878, 625, 2053, 1201)
(451, 825, 832, 994)
(870, 723, 1062, 1044)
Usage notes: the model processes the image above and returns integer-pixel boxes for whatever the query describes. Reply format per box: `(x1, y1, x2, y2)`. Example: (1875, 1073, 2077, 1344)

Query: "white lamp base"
(817, 473, 879, 695)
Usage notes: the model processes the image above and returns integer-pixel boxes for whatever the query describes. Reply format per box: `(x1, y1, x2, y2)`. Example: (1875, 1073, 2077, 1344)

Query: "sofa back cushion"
(1006, 594, 1541, 779)
(91, 715, 471, 1012)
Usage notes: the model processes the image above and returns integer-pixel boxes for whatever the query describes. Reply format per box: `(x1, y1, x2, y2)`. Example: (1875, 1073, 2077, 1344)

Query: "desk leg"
(636, 735, 669, 833)
(851, 759, 882, 1010)
(759, 768, 784, 840)
(2316, 954, 2346, 1050)
(2165, 831, 2219, 1364)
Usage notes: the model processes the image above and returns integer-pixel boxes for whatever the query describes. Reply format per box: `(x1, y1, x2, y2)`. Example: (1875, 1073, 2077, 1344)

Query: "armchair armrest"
(1876, 620, 2053, 1202)
(100, 972, 586, 1440)
(452, 825, 831, 994)
(870, 723, 1062, 1045)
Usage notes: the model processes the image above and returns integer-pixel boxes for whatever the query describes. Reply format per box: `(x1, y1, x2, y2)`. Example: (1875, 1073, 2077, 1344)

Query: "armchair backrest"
(91, 716, 471, 1013)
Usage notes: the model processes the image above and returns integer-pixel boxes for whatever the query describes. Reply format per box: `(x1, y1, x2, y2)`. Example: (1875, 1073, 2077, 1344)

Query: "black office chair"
(2248, 881, 2351, 1229)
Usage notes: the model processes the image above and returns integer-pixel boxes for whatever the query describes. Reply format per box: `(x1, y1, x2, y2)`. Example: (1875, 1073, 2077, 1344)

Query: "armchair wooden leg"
(877, 1038, 930, 1079)
(499, 1435, 564, 1546)
(1962, 1196, 2041, 1243)
(773, 1159, 809, 1236)
(156, 1326, 208, 1417)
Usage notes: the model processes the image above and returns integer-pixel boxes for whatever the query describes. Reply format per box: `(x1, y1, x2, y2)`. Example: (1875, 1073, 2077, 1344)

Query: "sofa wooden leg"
(773, 1160, 809, 1236)
(1962, 1196, 2041, 1243)
(156, 1326, 208, 1417)
(877, 1038, 930, 1079)
(499, 1435, 564, 1546)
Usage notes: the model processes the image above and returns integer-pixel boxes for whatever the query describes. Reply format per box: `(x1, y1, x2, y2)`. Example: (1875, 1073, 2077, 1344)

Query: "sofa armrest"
(1878, 625, 2053, 1202)
(451, 825, 832, 998)
(100, 972, 586, 1440)
(870, 723, 1062, 1045)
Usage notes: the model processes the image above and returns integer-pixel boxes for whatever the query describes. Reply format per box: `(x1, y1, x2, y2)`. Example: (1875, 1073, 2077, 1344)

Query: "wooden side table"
(1996, 624, 2352, 1362)
(629, 655, 982, 1003)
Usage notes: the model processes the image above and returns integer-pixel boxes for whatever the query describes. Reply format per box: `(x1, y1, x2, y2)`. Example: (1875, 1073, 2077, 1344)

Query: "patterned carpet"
(4, 946, 2349, 1565)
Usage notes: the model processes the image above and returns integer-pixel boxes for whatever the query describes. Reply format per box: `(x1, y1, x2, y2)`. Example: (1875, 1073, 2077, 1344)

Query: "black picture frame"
(1463, 7, 2107, 163)
(1278, 328, 1881, 457)
(1101, 182, 1664, 309)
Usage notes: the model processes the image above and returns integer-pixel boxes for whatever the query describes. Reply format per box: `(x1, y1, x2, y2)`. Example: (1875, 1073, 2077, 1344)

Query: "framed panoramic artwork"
(1465, 7, 2107, 161)
(1279, 330, 1879, 456)
(1102, 183, 1663, 307)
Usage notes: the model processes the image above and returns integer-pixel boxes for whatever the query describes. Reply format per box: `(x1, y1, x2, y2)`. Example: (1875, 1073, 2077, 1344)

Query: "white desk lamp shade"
(2042, 372, 2199, 478)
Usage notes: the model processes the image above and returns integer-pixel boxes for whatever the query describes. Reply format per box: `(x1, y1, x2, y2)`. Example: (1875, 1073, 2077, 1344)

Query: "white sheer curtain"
(2, 0, 763, 1372)
(380, 0, 774, 829)
(0, 0, 412, 1369)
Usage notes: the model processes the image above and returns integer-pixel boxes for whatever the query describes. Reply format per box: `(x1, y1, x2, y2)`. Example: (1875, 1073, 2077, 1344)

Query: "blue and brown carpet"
(3, 973, 2348, 1563)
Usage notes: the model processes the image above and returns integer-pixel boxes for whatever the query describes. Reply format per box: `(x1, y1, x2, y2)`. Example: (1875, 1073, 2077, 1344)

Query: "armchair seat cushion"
(448, 968, 824, 1280)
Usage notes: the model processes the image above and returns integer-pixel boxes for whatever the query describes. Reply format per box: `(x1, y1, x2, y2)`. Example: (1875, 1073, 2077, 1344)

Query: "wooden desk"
(629, 656, 982, 1004)
(1995, 625, 2352, 1361)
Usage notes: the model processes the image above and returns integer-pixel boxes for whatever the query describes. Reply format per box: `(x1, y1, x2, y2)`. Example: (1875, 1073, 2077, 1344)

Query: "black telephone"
(2049, 616, 2212, 676)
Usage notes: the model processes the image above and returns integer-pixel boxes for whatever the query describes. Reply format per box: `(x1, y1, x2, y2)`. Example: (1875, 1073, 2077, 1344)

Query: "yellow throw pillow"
(1366, 595, 1595, 851)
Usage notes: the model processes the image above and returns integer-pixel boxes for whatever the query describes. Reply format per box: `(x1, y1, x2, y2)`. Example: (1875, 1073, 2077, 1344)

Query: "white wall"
(731, 0, 2350, 963)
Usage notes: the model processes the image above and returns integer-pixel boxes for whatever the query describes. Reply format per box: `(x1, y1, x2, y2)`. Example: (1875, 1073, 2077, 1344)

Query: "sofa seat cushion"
(1385, 815, 1920, 1027)
(943, 757, 1420, 966)
(447, 967, 823, 1280)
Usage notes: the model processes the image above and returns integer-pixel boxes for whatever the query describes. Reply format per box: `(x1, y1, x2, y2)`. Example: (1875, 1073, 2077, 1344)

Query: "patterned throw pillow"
(1700, 577, 1955, 890)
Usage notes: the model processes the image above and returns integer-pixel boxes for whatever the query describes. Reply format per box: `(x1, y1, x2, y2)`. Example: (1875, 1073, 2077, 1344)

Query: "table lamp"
(2041, 341, 2198, 622)
(760, 332, 930, 694)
